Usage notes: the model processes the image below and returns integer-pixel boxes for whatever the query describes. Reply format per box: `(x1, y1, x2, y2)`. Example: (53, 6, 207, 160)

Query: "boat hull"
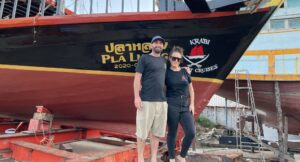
(0, 9, 275, 136)
(0, 68, 221, 136)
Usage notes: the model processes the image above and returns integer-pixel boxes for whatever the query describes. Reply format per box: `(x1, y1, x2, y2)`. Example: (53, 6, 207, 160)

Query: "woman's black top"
(165, 68, 192, 111)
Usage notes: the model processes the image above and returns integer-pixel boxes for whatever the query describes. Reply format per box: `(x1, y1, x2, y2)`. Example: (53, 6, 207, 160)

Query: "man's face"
(151, 40, 164, 54)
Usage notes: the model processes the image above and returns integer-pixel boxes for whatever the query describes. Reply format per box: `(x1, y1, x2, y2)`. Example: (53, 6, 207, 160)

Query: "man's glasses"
(171, 57, 182, 62)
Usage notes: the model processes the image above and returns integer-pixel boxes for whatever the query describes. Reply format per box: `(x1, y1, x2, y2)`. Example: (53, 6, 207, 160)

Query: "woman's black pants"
(167, 105, 196, 159)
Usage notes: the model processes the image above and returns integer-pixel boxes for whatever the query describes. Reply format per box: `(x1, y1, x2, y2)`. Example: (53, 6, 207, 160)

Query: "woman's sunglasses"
(171, 57, 182, 62)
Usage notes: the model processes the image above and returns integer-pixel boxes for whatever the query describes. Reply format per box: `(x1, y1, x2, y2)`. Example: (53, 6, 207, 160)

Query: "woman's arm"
(189, 83, 195, 115)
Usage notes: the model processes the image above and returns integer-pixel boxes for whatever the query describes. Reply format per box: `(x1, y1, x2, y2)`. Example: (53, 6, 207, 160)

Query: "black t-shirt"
(165, 68, 191, 98)
(135, 54, 167, 101)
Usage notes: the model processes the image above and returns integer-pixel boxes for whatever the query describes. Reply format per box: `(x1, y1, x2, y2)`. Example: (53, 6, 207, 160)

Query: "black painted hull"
(0, 9, 274, 79)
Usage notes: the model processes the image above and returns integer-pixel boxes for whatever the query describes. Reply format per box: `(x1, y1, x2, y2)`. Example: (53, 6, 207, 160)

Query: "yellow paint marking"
(0, 64, 223, 83)
(244, 48, 300, 56)
(263, 0, 285, 8)
(192, 77, 223, 84)
(0, 64, 134, 77)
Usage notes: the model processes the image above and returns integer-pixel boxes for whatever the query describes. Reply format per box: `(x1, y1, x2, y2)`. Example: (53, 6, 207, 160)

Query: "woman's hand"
(189, 104, 195, 115)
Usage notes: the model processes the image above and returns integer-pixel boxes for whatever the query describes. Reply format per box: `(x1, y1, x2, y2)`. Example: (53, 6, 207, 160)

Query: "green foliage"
(198, 116, 215, 128)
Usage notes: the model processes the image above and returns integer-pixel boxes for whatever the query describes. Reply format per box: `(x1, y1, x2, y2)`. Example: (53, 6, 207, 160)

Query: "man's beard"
(153, 47, 162, 53)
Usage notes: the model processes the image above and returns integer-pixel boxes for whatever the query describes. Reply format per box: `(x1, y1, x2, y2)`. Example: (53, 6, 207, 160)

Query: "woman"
(166, 46, 196, 162)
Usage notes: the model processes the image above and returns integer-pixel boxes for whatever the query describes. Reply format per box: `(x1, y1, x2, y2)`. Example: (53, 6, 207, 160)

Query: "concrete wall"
(202, 106, 300, 141)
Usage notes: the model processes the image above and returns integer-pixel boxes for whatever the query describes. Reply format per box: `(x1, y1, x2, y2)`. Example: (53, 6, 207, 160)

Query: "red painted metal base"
(0, 126, 151, 162)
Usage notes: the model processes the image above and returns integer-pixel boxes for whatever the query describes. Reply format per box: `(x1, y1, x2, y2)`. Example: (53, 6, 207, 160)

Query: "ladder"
(234, 69, 265, 162)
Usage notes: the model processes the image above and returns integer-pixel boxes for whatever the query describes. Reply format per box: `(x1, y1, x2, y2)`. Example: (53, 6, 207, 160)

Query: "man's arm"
(134, 72, 142, 109)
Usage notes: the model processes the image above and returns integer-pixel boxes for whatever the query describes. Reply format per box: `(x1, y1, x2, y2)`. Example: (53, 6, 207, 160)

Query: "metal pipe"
(173, 0, 176, 11)
(56, 0, 60, 15)
(26, 0, 32, 17)
(153, 0, 155, 11)
(61, 0, 65, 15)
(0, 0, 5, 19)
(121, 0, 124, 12)
(90, 0, 93, 14)
(74, 0, 78, 14)
(105, 0, 109, 13)
(137, 0, 140, 12)
(12, 0, 18, 18)
(55, 0, 60, 15)
(40, 0, 46, 16)
(165, 0, 168, 11)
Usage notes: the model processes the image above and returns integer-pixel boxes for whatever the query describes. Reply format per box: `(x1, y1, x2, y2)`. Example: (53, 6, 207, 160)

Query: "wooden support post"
(284, 116, 288, 154)
(225, 98, 228, 128)
(214, 106, 217, 123)
(274, 81, 284, 162)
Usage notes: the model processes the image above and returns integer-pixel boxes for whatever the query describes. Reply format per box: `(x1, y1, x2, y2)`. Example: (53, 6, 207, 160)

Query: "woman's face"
(169, 51, 182, 68)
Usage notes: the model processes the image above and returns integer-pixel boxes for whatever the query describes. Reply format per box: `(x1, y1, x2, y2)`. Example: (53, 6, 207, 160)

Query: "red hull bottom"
(0, 68, 221, 136)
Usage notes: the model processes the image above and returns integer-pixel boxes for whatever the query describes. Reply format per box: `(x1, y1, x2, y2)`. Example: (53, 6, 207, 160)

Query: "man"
(134, 35, 168, 162)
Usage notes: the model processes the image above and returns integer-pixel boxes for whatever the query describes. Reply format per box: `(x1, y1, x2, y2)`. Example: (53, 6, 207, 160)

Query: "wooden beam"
(274, 81, 284, 162)
(284, 116, 288, 154)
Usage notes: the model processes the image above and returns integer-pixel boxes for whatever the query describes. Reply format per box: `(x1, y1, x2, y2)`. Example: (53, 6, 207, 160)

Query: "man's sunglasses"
(171, 57, 182, 62)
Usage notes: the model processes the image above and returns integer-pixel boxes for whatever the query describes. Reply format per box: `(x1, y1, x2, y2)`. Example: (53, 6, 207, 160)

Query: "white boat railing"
(0, 0, 183, 19)
(0, 0, 276, 19)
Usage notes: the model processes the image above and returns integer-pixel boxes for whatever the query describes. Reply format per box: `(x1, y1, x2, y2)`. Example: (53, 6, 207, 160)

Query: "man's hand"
(134, 97, 142, 109)
(183, 67, 191, 75)
(189, 104, 195, 115)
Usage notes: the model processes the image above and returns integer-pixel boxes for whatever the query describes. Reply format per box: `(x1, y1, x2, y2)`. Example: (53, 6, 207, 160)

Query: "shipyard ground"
(0, 149, 297, 162)
(0, 120, 298, 162)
